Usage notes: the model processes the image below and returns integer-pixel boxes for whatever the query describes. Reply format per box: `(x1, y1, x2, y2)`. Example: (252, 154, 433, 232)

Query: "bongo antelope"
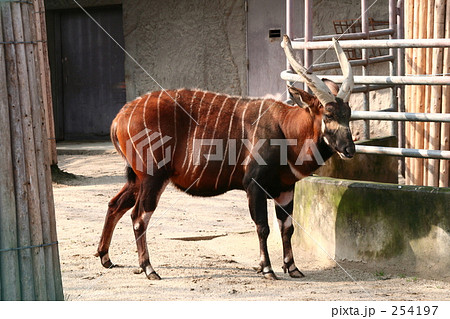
(96, 36, 355, 280)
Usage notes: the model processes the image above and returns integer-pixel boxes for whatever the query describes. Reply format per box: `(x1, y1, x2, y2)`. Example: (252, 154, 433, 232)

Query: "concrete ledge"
(293, 176, 450, 279)
(56, 141, 116, 156)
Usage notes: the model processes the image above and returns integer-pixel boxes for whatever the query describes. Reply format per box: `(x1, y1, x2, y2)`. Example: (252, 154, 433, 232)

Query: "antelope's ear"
(322, 78, 340, 96)
(288, 85, 313, 109)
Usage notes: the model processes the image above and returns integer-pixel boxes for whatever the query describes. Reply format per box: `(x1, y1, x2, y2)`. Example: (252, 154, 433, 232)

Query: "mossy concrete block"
(293, 176, 450, 278)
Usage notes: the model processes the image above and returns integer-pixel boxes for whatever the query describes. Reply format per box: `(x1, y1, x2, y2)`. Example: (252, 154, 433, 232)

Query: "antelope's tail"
(110, 120, 137, 183)
(110, 120, 126, 159)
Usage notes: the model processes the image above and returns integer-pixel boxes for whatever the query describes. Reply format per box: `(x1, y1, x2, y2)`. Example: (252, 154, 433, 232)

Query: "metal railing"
(284, 0, 450, 165)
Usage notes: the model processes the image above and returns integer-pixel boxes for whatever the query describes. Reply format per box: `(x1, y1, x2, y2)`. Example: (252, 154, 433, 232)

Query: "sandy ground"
(52, 142, 450, 301)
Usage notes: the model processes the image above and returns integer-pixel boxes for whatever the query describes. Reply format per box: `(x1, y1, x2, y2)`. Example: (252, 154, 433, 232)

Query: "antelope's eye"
(323, 114, 332, 121)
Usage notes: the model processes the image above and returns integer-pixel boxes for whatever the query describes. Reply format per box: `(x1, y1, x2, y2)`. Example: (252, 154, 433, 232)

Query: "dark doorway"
(47, 6, 126, 140)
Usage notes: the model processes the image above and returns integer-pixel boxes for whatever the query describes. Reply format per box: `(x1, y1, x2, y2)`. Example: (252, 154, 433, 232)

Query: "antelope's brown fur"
(97, 85, 355, 280)
(115, 89, 331, 192)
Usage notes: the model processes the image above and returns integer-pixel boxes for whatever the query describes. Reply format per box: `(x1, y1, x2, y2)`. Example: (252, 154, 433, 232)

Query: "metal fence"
(283, 0, 450, 186)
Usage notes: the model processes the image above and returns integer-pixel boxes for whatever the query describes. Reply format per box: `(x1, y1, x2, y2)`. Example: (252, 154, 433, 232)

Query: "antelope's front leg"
(246, 180, 277, 280)
(274, 191, 304, 278)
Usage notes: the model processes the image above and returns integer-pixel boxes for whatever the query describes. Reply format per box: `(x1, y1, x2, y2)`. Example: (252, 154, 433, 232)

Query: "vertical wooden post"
(427, 0, 446, 187)
(10, 1, 48, 300)
(409, 0, 421, 185)
(423, 0, 435, 185)
(410, 0, 427, 186)
(0, 4, 21, 301)
(33, 0, 63, 299)
(0, 0, 63, 301)
(0, 2, 35, 300)
(398, 0, 406, 178)
(361, 0, 370, 140)
(304, 0, 313, 93)
(439, 0, 450, 187)
(23, 1, 57, 300)
(404, 0, 414, 184)
(33, 0, 57, 166)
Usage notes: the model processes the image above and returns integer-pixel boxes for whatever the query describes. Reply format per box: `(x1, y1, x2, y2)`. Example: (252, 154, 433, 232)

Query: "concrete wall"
(46, 0, 393, 139)
(46, 0, 247, 101)
(122, 0, 247, 100)
(293, 177, 450, 279)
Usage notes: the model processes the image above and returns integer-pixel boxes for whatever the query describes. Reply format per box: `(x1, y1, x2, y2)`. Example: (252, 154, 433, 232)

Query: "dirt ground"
(52, 143, 450, 301)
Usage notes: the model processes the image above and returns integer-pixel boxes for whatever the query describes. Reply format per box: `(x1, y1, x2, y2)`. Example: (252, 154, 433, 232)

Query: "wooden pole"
(0, 2, 35, 300)
(1, 0, 63, 300)
(405, 0, 414, 184)
(33, 0, 57, 166)
(22, 1, 57, 300)
(398, 0, 406, 178)
(439, 0, 450, 187)
(428, 0, 446, 186)
(423, 0, 435, 185)
(413, 0, 427, 186)
(0, 3, 21, 301)
(10, 1, 48, 300)
(32, 0, 63, 299)
(409, 0, 421, 185)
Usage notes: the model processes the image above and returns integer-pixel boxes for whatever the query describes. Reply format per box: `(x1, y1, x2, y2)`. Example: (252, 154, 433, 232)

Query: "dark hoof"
(263, 271, 279, 280)
(289, 268, 305, 278)
(146, 271, 161, 280)
(102, 259, 116, 269)
(283, 265, 305, 278)
(253, 266, 263, 273)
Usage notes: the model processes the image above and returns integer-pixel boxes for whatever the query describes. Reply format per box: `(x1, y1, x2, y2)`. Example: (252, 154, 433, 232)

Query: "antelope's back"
(113, 89, 283, 195)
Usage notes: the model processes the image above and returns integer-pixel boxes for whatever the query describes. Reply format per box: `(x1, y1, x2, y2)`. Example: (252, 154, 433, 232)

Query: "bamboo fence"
(404, 0, 450, 187)
(0, 0, 63, 300)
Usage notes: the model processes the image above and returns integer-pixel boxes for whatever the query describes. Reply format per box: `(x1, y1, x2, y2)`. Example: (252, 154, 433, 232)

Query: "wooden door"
(50, 6, 126, 140)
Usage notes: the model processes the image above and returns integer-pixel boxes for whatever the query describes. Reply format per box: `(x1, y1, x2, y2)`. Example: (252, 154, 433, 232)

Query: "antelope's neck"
(280, 107, 319, 148)
(279, 107, 334, 170)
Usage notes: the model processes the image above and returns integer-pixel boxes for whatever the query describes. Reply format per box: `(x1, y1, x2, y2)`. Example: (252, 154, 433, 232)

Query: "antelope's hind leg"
(97, 181, 138, 268)
(131, 173, 168, 280)
(275, 192, 304, 278)
(246, 179, 278, 280)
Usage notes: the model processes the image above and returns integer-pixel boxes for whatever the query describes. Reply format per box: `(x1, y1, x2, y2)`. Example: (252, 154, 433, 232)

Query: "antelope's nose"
(344, 144, 355, 158)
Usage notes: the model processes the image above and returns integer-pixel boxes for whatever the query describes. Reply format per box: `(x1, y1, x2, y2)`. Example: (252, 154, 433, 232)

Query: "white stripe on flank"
(251, 100, 265, 145)
(181, 90, 198, 170)
(215, 97, 241, 189)
(228, 100, 250, 187)
(172, 90, 179, 164)
(156, 90, 164, 161)
(142, 92, 158, 168)
(240, 99, 265, 167)
(185, 91, 207, 177)
(127, 93, 146, 166)
(197, 96, 229, 187)
(192, 93, 219, 176)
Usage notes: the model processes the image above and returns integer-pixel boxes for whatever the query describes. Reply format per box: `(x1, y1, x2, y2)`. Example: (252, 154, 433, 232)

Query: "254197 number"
(392, 306, 438, 316)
